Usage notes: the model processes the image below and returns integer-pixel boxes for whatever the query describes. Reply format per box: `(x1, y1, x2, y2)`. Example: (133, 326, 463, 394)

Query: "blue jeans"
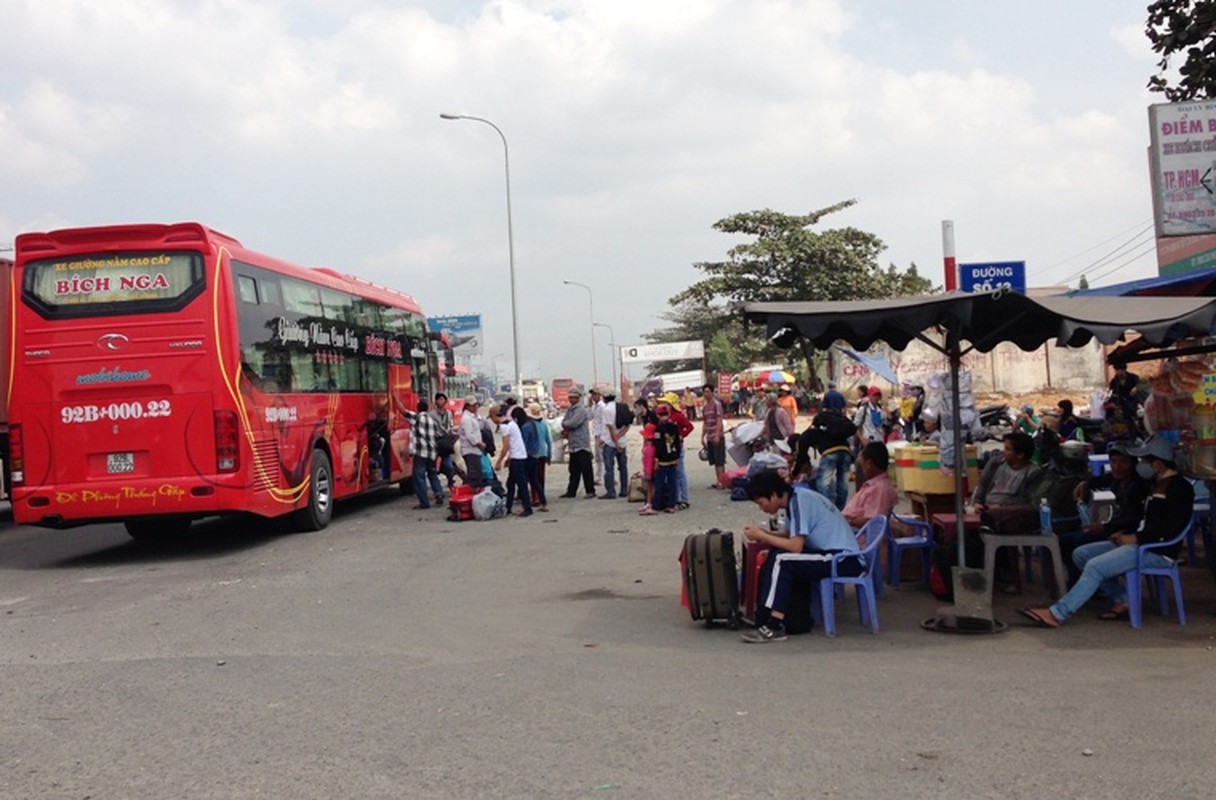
(412, 455, 444, 507)
(677, 449, 689, 504)
(1049, 541, 1172, 620)
(654, 464, 678, 510)
(601, 443, 628, 497)
(815, 450, 852, 510)
(506, 458, 532, 514)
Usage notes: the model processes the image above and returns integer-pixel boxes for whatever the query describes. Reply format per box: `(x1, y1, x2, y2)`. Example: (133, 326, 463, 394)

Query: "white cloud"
(0, 0, 1168, 382)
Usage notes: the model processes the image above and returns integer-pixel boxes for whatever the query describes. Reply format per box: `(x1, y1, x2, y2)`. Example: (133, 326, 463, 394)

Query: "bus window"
(282, 280, 322, 318)
(320, 287, 353, 324)
(23, 251, 205, 318)
(237, 275, 258, 305)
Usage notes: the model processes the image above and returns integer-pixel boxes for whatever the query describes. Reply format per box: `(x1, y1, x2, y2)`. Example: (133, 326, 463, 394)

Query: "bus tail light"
(214, 411, 240, 473)
(9, 423, 23, 486)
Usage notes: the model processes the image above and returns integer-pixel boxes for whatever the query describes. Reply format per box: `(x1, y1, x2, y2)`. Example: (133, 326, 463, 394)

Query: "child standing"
(650, 401, 683, 513)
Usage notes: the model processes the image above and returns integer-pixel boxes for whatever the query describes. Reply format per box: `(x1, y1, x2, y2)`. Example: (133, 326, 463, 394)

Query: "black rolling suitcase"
(682, 529, 740, 629)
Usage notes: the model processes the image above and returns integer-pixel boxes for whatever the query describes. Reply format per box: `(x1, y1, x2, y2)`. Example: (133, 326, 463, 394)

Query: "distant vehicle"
(551, 377, 577, 409)
(521, 378, 547, 403)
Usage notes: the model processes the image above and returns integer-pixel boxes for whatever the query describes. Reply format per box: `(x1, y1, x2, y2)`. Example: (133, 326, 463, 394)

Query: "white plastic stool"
(980, 531, 1067, 600)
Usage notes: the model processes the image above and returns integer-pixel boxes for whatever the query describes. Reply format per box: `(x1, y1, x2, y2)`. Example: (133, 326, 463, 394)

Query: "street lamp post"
(593, 321, 617, 393)
(562, 280, 598, 387)
(489, 352, 507, 394)
(440, 112, 522, 398)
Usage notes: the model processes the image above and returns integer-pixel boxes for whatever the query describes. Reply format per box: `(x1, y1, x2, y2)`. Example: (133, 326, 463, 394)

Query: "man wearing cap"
(1058, 442, 1151, 587)
(853, 386, 885, 445)
(588, 388, 605, 486)
(821, 380, 846, 413)
(1022, 435, 1193, 627)
(598, 392, 630, 499)
(458, 394, 487, 488)
(559, 387, 595, 498)
(918, 409, 942, 444)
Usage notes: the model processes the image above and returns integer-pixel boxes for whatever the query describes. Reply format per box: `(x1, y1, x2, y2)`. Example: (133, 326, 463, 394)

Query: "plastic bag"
(472, 487, 507, 520)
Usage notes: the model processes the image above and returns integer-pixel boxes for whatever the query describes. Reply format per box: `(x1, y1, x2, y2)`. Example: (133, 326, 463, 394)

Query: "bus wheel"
(398, 475, 415, 496)
(294, 449, 334, 531)
(124, 518, 192, 541)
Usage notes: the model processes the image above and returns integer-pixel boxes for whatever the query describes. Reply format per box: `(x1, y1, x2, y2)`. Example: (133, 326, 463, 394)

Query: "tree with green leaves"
(1147, 0, 1216, 101)
(647, 200, 934, 387)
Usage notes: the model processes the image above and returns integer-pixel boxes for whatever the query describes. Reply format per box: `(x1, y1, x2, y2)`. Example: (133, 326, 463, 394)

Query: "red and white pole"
(942, 220, 957, 292)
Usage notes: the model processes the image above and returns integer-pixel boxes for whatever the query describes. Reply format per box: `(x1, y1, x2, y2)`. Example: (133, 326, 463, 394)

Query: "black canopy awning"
(740, 292, 1216, 354)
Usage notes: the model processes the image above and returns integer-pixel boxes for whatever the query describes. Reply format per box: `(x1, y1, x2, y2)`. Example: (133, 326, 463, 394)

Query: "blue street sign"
(959, 261, 1026, 295)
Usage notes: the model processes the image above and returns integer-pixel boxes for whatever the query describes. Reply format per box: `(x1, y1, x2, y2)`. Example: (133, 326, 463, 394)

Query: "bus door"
(388, 361, 416, 478)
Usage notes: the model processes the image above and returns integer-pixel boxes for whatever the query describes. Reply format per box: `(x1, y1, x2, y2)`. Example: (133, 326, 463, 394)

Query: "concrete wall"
(833, 333, 1106, 396)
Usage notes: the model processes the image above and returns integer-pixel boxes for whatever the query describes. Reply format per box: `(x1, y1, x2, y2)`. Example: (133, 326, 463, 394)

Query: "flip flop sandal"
(1099, 606, 1130, 621)
(1019, 608, 1060, 628)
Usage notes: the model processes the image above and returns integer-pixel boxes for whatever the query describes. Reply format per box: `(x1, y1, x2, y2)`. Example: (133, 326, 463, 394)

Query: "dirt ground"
(976, 388, 1103, 417)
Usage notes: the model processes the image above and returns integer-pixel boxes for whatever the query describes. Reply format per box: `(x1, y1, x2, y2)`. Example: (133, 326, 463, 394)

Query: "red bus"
(550, 377, 576, 409)
(7, 222, 448, 539)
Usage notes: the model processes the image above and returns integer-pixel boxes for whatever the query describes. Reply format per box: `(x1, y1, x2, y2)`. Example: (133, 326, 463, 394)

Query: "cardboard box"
(894, 445, 978, 496)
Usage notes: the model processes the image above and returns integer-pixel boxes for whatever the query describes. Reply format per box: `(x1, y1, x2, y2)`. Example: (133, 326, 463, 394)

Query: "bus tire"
(124, 517, 192, 541)
(294, 449, 334, 531)
(398, 475, 415, 496)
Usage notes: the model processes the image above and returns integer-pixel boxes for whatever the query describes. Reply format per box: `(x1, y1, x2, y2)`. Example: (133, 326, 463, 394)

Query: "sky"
(0, 0, 1172, 388)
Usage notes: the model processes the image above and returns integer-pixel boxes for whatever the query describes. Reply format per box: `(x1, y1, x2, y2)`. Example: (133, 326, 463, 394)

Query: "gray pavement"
(2, 432, 1216, 798)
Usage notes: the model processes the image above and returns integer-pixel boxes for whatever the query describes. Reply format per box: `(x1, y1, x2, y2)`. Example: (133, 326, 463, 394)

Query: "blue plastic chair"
(886, 512, 934, 588)
(1126, 518, 1193, 629)
(818, 515, 886, 637)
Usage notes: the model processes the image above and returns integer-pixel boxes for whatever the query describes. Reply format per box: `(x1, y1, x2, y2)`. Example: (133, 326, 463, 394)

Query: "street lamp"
(562, 280, 598, 387)
(440, 112, 522, 398)
(593, 321, 617, 392)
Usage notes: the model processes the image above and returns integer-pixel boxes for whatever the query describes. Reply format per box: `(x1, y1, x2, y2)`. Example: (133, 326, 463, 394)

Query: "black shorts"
(705, 439, 726, 467)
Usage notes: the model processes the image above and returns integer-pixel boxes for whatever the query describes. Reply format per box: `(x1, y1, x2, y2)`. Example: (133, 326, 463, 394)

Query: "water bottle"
(1077, 502, 1092, 527)
(1039, 497, 1052, 535)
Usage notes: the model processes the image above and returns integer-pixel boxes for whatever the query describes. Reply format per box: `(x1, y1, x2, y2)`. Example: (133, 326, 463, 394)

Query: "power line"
(1084, 240, 1159, 285)
(1032, 217, 1154, 280)
(1054, 223, 1156, 286)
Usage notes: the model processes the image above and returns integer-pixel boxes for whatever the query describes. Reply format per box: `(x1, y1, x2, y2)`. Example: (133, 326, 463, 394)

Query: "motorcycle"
(977, 403, 1015, 440)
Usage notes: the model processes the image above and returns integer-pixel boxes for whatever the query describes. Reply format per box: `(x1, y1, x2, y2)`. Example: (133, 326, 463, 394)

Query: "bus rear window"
(23, 251, 205, 318)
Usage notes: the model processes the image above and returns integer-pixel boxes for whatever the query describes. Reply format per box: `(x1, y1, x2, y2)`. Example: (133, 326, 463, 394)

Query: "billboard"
(620, 340, 704, 364)
(426, 314, 483, 357)
(1148, 100, 1216, 237)
(959, 261, 1026, 295)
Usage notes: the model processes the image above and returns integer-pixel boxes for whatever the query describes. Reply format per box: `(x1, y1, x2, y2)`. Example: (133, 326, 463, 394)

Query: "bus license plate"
(107, 452, 135, 474)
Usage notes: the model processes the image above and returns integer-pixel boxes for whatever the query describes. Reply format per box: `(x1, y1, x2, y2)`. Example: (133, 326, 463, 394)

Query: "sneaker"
(598, 493, 617, 499)
(740, 624, 788, 644)
(584, 492, 596, 499)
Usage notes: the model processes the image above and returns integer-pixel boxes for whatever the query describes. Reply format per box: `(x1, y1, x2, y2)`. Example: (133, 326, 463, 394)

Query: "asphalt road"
(2, 448, 1216, 799)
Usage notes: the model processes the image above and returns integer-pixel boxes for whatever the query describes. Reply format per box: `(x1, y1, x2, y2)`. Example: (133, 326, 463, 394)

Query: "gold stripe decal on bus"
(213, 246, 308, 506)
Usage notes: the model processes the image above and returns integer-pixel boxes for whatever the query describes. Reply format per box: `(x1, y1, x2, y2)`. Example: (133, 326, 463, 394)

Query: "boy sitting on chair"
(740, 470, 863, 644)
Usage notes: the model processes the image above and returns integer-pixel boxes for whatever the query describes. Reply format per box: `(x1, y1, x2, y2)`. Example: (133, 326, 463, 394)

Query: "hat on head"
(868, 386, 882, 397)
(1022, 404, 1034, 414)
(567, 387, 582, 398)
(525, 403, 544, 420)
(463, 394, 479, 406)
(1059, 440, 1088, 461)
(603, 392, 616, 401)
(921, 408, 939, 422)
(661, 392, 680, 406)
(1127, 436, 1176, 462)
(779, 384, 790, 393)
(1107, 442, 1133, 457)
(827, 380, 837, 389)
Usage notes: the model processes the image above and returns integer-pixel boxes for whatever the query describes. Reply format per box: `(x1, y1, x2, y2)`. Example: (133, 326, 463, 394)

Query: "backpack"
(614, 402, 635, 428)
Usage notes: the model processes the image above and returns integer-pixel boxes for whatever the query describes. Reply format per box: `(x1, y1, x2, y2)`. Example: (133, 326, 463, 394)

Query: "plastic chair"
(980, 527, 1067, 600)
(885, 512, 934, 588)
(1127, 519, 1193, 629)
(818, 516, 886, 637)
(1021, 515, 1078, 589)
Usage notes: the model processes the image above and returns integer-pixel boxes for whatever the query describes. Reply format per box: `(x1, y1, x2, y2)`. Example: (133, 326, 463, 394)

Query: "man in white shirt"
(589, 387, 605, 486)
(598, 392, 630, 499)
